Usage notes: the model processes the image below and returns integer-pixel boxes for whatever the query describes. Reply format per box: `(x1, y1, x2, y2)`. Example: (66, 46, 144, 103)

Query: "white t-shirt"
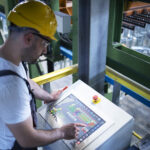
(0, 57, 31, 149)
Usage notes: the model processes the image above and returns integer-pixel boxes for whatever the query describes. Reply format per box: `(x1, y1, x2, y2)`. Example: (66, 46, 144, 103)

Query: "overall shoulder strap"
(0, 70, 33, 96)
(0, 70, 25, 80)
(0, 71, 37, 149)
(0, 70, 37, 127)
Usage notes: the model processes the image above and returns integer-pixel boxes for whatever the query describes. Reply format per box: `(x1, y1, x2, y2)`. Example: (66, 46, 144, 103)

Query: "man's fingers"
(58, 89, 63, 94)
(76, 127, 80, 132)
(62, 86, 68, 91)
(57, 86, 68, 95)
(74, 123, 86, 138)
(75, 123, 87, 127)
(75, 131, 79, 139)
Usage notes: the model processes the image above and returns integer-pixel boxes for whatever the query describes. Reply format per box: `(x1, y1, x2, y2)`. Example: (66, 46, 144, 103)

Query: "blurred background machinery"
(121, 1, 150, 56)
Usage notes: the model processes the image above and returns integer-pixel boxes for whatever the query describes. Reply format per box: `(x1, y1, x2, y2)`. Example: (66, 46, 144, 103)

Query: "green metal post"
(0, 31, 4, 45)
(46, 0, 63, 62)
(47, 0, 59, 10)
(0, 0, 18, 16)
(28, 63, 45, 108)
(72, 0, 79, 82)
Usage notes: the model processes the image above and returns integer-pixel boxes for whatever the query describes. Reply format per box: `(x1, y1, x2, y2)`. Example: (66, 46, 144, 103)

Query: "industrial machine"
(39, 80, 134, 150)
(0, 0, 149, 149)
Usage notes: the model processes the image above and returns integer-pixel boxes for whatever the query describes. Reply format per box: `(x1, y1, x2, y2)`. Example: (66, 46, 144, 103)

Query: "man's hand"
(44, 90, 63, 104)
(7, 117, 86, 147)
(51, 90, 63, 101)
(28, 78, 68, 104)
(59, 123, 86, 140)
(50, 86, 68, 102)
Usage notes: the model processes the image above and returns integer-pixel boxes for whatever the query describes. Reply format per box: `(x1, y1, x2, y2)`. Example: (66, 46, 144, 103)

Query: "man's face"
(22, 33, 49, 63)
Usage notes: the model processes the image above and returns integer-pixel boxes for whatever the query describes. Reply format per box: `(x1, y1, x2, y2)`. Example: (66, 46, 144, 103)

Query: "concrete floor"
(119, 94, 150, 146)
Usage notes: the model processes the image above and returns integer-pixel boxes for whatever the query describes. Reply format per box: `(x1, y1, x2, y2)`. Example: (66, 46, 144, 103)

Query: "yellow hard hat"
(7, 0, 57, 40)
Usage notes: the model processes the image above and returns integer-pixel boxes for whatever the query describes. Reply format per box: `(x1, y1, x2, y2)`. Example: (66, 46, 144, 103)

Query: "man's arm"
(28, 78, 62, 103)
(7, 116, 85, 148)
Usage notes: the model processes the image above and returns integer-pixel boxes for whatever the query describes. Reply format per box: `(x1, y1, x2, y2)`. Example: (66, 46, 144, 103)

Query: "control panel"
(49, 94, 107, 149)
(39, 80, 134, 150)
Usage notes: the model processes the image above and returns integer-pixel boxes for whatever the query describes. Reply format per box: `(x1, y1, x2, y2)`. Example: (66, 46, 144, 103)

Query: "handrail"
(106, 66, 150, 100)
(32, 64, 150, 100)
(32, 64, 78, 85)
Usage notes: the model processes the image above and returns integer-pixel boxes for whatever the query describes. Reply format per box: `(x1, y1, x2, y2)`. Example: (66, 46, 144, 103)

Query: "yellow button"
(92, 95, 101, 104)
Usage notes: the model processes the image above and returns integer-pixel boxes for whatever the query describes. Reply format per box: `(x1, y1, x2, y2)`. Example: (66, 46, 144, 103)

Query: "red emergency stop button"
(92, 95, 101, 104)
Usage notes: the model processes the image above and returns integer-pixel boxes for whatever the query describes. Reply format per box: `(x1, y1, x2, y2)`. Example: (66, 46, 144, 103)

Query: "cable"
(58, 32, 72, 46)
(132, 131, 142, 140)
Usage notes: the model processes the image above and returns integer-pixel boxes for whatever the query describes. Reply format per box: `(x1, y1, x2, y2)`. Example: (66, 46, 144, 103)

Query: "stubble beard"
(22, 44, 38, 64)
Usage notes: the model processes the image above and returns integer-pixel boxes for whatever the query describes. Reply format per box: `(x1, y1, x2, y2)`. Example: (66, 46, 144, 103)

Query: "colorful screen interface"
(49, 94, 105, 144)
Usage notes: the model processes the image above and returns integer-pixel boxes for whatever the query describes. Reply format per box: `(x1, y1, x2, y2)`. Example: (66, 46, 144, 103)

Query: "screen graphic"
(48, 94, 105, 144)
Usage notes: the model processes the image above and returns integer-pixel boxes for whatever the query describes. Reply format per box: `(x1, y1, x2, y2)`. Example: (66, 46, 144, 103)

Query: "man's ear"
(24, 33, 34, 46)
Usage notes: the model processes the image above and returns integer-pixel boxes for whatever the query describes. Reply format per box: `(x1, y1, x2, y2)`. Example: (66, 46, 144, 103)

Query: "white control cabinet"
(39, 80, 134, 150)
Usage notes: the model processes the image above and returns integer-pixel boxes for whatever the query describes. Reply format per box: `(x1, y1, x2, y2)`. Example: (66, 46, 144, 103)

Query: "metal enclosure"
(38, 80, 134, 150)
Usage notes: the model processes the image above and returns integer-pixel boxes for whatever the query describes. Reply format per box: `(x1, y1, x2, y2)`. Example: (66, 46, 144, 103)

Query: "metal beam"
(78, 0, 110, 94)
(72, 0, 79, 82)
(112, 81, 121, 105)
(78, 0, 90, 83)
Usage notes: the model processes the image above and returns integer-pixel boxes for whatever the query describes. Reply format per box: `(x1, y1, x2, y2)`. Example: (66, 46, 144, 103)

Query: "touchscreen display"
(49, 94, 105, 144)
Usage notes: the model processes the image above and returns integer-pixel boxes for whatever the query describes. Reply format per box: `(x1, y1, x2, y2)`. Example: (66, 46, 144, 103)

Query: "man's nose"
(42, 47, 47, 55)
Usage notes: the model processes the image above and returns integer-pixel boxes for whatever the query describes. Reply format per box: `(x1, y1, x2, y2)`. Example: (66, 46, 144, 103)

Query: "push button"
(92, 95, 101, 104)
(76, 141, 80, 145)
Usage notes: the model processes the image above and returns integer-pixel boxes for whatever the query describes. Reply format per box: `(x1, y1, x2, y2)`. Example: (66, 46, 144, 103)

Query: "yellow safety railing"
(32, 64, 78, 85)
(32, 64, 150, 100)
(105, 66, 150, 100)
